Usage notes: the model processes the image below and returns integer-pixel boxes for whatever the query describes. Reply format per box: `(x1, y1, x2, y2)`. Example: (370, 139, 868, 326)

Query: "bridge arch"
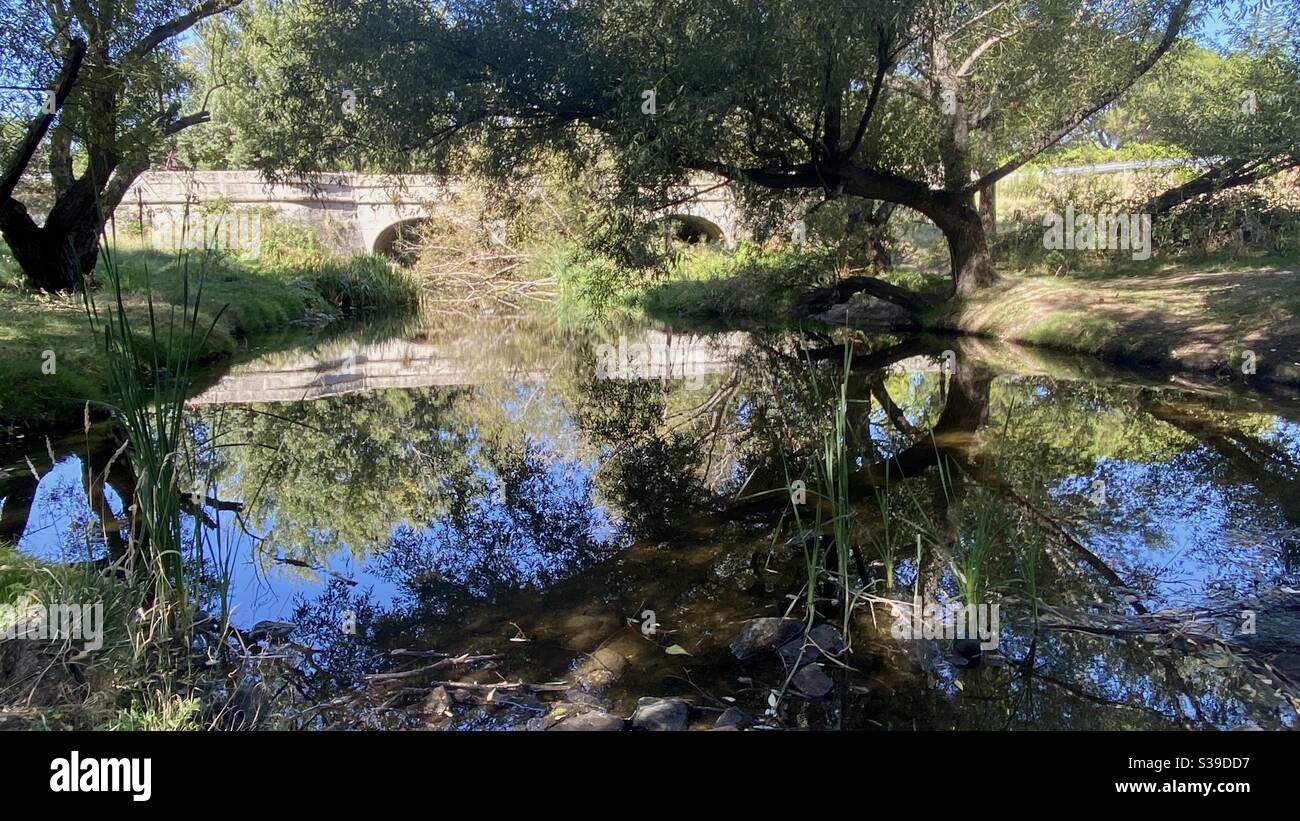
(371, 218, 429, 264)
(660, 214, 725, 245)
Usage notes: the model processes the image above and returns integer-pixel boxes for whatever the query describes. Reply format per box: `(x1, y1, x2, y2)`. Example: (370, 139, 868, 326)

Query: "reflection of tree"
(290, 579, 387, 698)
(205, 389, 481, 563)
(375, 438, 616, 629)
(0, 427, 134, 562)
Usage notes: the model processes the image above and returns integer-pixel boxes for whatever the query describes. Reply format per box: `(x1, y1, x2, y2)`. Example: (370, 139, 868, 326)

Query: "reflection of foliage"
(366, 439, 617, 639)
(290, 579, 387, 696)
(209, 389, 479, 561)
(571, 374, 709, 537)
(985, 379, 1194, 496)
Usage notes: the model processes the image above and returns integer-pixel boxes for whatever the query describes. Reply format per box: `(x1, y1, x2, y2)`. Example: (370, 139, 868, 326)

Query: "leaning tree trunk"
(934, 199, 997, 297)
(0, 200, 86, 292)
(0, 168, 134, 292)
(845, 200, 896, 273)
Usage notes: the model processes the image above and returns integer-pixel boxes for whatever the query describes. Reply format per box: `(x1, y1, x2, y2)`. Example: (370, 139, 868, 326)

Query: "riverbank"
(0, 246, 420, 431)
(929, 260, 1300, 386)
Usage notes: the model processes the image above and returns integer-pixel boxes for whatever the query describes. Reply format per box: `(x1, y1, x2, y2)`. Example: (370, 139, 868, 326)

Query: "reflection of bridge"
(117, 171, 744, 258)
(188, 330, 749, 405)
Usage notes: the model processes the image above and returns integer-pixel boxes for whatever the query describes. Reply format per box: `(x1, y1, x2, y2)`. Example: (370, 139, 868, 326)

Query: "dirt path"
(938, 266, 1300, 385)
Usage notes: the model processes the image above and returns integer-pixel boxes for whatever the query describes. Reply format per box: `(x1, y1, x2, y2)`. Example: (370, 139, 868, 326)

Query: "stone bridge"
(116, 171, 745, 258)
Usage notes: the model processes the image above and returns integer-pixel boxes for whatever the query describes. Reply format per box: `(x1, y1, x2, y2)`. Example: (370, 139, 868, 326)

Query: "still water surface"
(3, 314, 1298, 729)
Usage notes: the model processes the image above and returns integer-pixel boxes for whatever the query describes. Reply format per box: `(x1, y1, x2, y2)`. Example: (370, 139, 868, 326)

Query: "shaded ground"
(937, 266, 1300, 384)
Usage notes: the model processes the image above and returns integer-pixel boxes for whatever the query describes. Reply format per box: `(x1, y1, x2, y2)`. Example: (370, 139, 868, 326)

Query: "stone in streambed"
(546, 709, 625, 731)
(712, 707, 753, 730)
(813, 297, 915, 331)
(791, 663, 835, 698)
(730, 617, 804, 660)
(777, 624, 846, 670)
(630, 697, 689, 731)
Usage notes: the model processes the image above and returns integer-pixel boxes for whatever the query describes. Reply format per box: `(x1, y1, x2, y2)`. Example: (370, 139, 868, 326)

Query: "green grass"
(1019, 311, 1121, 356)
(0, 241, 419, 430)
(640, 244, 839, 324)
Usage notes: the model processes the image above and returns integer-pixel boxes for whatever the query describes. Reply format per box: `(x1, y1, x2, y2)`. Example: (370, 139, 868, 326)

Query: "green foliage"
(96, 695, 203, 732)
(255, 220, 335, 270)
(1154, 190, 1300, 256)
(640, 244, 838, 323)
(284, 255, 422, 316)
(203, 0, 1197, 291)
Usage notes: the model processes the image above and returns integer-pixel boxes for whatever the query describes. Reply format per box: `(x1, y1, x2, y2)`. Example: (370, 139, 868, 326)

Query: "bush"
(1154, 191, 1300, 256)
(641, 243, 838, 322)
(300, 254, 422, 315)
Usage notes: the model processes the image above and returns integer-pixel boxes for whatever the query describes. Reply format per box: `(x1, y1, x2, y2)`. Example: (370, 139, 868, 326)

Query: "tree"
(0, 1, 244, 292)
(1136, 43, 1300, 214)
(215, 0, 1194, 298)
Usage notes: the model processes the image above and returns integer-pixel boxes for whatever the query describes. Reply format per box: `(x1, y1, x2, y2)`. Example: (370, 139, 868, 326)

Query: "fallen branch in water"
(363, 653, 502, 684)
(425, 680, 571, 694)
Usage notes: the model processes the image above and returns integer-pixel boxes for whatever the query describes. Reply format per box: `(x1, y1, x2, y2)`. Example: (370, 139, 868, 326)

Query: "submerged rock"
(713, 707, 754, 730)
(631, 697, 690, 731)
(574, 646, 630, 694)
(730, 617, 804, 660)
(777, 624, 846, 669)
(791, 664, 835, 698)
(546, 709, 625, 731)
(421, 686, 453, 719)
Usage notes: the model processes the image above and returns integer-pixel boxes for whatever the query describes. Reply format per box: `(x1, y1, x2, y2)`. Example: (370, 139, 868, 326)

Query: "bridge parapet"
(117, 171, 744, 256)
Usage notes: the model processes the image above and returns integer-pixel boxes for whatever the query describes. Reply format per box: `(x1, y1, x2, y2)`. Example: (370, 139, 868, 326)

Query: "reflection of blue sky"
(12, 456, 121, 563)
(1051, 447, 1293, 609)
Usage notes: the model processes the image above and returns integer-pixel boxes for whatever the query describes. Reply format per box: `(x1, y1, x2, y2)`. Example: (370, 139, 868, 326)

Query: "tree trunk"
(0, 470, 40, 545)
(845, 200, 895, 273)
(978, 179, 996, 235)
(0, 200, 85, 291)
(0, 194, 108, 292)
(937, 201, 997, 297)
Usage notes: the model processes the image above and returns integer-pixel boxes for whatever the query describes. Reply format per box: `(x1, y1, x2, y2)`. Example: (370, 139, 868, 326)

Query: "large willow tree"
(0, 0, 243, 291)
(223, 0, 1197, 296)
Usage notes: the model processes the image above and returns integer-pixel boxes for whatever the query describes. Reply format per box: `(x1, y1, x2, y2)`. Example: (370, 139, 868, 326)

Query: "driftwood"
(362, 654, 502, 684)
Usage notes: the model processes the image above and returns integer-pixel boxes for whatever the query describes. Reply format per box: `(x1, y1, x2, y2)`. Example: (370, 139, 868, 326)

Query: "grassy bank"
(603, 237, 1300, 385)
(0, 243, 420, 431)
(930, 253, 1300, 384)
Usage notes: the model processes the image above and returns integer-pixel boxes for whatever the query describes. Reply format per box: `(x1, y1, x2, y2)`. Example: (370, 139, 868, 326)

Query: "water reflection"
(2, 314, 1298, 730)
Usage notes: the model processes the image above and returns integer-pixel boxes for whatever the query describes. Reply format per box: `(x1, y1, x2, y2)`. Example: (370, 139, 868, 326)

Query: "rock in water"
(631, 697, 689, 731)
(730, 617, 804, 660)
(814, 297, 916, 331)
(791, 664, 835, 698)
(777, 624, 846, 669)
(712, 707, 753, 730)
(547, 710, 625, 731)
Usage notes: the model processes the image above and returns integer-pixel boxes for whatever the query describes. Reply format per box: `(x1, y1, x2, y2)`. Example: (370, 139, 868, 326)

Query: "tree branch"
(0, 37, 86, 202)
(125, 0, 245, 64)
(956, 25, 1024, 77)
(967, 0, 1192, 193)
